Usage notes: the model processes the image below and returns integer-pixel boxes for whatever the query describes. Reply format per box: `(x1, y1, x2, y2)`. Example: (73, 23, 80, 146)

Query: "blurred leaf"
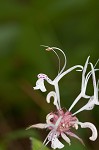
(4, 129, 39, 141)
(31, 137, 50, 150)
(0, 129, 40, 150)
(62, 141, 88, 150)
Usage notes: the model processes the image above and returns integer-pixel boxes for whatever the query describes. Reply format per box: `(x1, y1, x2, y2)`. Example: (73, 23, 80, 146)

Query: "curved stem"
(52, 49, 61, 74)
(94, 58, 99, 68)
(41, 45, 67, 79)
(54, 83, 61, 109)
(90, 63, 97, 98)
(54, 65, 83, 83)
(81, 56, 90, 91)
(85, 69, 99, 90)
(51, 47, 67, 77)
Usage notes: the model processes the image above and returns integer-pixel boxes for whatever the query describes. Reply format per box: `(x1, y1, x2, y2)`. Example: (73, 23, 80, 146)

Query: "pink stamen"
(47, 109, 78, 133)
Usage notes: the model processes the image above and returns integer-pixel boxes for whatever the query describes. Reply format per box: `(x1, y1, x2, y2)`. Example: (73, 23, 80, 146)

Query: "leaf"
(4, 129, 39, 141)
(0, 129, 40, 150)
(31, 137, 50, 150)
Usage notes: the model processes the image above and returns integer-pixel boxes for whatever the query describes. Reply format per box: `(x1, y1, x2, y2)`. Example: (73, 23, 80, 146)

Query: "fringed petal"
(51, 137, 64, 149)
(26, 123, 47, 130)
(33, 78, 46, 92)
(77, 122, 98, 141)
(61, 133, 71, 145)
(44, 130, 64, 149)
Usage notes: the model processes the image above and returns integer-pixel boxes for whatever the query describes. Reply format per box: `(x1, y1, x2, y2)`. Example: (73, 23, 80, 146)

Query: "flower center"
(47, 109, 78, 132)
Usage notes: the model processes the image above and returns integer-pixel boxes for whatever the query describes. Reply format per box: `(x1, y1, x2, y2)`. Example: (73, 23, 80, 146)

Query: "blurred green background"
(0, 0, 99, 150)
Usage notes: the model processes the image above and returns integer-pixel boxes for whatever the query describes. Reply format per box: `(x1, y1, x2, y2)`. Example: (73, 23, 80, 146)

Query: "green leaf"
(4, 129, 39, 141)
(31, 137, 50, 150)
(0, 129, 40, 150)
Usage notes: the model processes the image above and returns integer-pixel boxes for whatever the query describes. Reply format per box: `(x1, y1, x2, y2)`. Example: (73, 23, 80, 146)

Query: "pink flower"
(27, 108, 97, 149)
(29, 46, 99, 149)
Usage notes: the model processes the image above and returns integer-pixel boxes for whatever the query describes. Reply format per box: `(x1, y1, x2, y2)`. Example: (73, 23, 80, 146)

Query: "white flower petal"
(47, 130, 56, 141)
(51, 137, 64, 149)
(61, 133, 71, 145)
(72, 96, 95, 116)
(33, 78, 46, 92)
(43, 130, 53, 146)
(78, 122, 98, 141)
(43, 130, 57, 146)
(84, 98, 95, 110)
(46, 114, 54, 124)
(26, 123, 47, 130)
(66, 131, 84, 145)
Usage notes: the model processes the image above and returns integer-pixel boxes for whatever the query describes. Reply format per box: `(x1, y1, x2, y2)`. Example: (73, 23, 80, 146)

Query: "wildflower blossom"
(28, 46, 99, 149)
(28, 107, 98, 149)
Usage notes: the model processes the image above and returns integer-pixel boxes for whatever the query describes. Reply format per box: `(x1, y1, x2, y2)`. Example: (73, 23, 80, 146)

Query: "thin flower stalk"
(33, 46, 83, 109)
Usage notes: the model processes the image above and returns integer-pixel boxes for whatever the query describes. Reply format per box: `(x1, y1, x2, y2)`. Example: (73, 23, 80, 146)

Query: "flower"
(33, 74, 48, 92)
(27, 108, 97, 149)
(28, 46, 99, 149)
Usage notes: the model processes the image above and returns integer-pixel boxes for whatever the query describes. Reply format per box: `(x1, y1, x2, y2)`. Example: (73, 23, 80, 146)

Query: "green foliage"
(0, 129, 39, 150)
(31, 137, 50, 150)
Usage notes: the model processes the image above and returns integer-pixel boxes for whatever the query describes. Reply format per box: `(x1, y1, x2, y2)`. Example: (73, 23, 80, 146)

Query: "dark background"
(0, 0, 99, 150)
